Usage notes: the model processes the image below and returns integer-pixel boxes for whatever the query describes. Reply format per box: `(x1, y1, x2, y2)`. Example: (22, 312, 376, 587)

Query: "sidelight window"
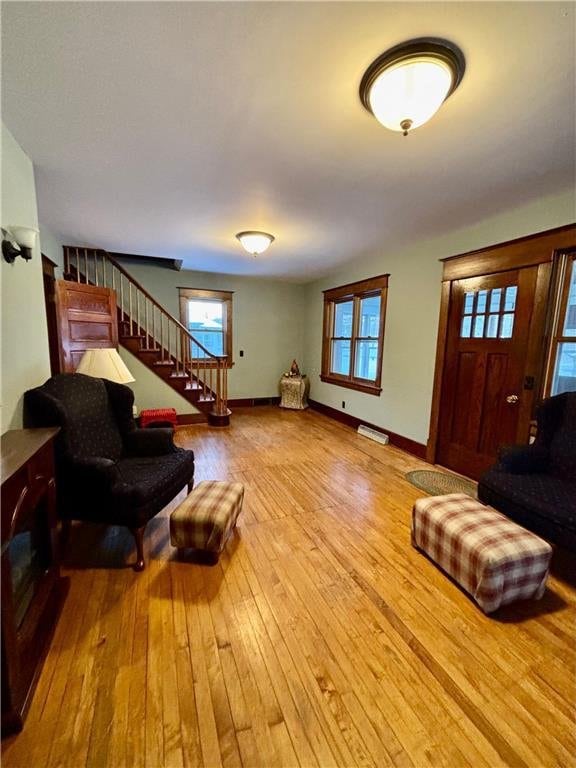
(546, 253, 576, 396)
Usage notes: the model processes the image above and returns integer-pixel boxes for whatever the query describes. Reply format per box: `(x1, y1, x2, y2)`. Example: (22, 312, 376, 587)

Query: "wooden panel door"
(55, 281, 118, 372)
(437, 266, 541, 479)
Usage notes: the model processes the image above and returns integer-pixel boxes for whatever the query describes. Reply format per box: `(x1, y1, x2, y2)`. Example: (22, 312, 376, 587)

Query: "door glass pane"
(331, 340, 351, 376)
(359, 295, 380, 337)
(461, 316, 472, 338)
(334, 301, 353, 337)
(499, 313, 515, 338)
(476, 290, 488, 314)
(188, 299, 224, 357)
(473, 315, 485, 337)
(551, 342, 576, 394)
(504, 286, 517, 311)
(562, 261, 576, 336)
(486, 314, 499, 338)
(354, 340, 378, 380)
(489, 288, 502, 312)
(463, 292, 474, 315)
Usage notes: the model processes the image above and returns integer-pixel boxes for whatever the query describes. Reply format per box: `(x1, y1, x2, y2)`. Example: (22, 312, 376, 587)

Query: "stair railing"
(63, 246, 229, 417)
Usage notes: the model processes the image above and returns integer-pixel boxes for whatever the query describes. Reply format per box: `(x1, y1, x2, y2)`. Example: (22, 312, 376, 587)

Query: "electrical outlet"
(239, 350, 244, 357)
(342, 401, 346, 409)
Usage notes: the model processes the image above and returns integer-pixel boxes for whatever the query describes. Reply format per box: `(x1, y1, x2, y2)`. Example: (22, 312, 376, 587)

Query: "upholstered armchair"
(478, 392, 576, 552)
(24, 373, 195, 570)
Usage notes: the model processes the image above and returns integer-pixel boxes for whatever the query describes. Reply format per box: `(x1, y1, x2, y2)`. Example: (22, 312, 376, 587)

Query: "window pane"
(476, 290, 488, 314)
(461, 315, 472, 338)
(489, 288, 502, 313)
(354, 340, 378, 380)
(463, 292, 474, 315)
(359, 295, 381, 337)
(504, 286, 517, 311)
(499, 313, 515, 338)
(486, 314, 499, 338)
(562, 261, 576, 337)
(187, 298, 225, 357)
(473, 315, 485, 338)
(191, 332, 223, 358)
(334, 301, 353, 337)
(188, 299, 223, 328)
(551, 342, 576, 394)
(188, 299, 224, 360)
(331, 340, 351, 376)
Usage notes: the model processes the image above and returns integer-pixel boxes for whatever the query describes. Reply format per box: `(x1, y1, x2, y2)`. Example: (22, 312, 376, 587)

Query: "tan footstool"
(412, 493, 553, 613)
(170, 481, 244, 562)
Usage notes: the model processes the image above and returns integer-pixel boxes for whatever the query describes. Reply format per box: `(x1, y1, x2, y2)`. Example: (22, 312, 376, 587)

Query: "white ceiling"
(2, 2, 575, 280)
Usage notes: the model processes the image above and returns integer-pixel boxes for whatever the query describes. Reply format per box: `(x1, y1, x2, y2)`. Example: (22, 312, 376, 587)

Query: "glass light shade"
(368, 56, 454, 132)
(76, 348, 135, 384)
(9, 226, 38, 249)
(236, 231, 275, 255)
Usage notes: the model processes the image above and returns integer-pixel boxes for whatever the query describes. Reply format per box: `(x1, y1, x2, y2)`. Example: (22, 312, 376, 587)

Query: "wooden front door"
(437, 266, 541, 479)
(55, 280, 118, 372)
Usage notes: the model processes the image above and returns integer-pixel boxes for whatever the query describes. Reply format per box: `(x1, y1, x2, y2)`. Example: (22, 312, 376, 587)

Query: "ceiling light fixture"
(236, 230, 275, 256)
(359, 38, 465, 136)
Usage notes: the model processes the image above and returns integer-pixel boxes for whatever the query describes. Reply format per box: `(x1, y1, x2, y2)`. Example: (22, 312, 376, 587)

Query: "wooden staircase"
(63, 246, 230, 426)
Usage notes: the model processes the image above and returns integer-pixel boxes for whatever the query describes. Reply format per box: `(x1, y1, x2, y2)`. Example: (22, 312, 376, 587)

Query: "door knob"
(506, 394, 519, 404)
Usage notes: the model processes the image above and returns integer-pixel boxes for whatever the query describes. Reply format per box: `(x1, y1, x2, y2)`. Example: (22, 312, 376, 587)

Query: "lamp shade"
(368, 57, 454, 132)
(9, 226, 38, 249)
(236, 231, 275, 255)
(359, 39, 465, 135)
(76, 348, 135, 384)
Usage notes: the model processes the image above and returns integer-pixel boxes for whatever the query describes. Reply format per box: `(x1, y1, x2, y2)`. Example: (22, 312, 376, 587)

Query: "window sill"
(191, 359, 235, 369)
(320, 374, 382, 396)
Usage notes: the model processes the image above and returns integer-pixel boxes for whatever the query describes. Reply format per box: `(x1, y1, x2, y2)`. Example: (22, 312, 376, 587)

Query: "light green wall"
(1, 123, 51, 432)
(303, 190, 575, 445)
(118, 260, 306, 399)
(39, 224, 65, 278)
(118, 346, 198, 414)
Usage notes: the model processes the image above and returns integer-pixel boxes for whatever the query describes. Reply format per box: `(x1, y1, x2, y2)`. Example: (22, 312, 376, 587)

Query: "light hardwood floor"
(2, 407, 574, 768)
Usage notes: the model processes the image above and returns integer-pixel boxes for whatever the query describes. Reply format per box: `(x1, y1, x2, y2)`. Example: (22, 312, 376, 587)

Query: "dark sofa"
(24, 373, 195, 570)
(478, 392, 576, 552)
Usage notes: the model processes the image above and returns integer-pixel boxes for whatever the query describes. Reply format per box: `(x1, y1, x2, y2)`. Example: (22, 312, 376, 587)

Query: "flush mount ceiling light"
(359, 38, 465, 136)
(236, 230, 275, 256)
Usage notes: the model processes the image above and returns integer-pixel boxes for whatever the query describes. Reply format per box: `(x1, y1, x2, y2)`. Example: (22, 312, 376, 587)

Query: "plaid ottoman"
(411, 493, 553, 613)
(170, 481, 244, 561)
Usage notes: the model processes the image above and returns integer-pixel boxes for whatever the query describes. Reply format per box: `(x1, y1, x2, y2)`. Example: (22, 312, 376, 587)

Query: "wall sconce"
(2, 226, 38, 263)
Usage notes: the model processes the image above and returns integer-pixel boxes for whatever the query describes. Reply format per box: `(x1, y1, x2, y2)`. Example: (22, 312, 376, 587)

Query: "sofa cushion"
(115, 448, 195, 508)
(480, 468, 576, 533)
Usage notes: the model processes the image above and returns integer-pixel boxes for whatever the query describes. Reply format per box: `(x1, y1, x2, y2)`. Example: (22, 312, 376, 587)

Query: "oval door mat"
(405, 469, 478, 499)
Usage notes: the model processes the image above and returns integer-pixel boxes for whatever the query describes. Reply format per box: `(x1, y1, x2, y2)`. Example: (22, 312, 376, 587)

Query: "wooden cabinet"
(1, 428, 68, 737)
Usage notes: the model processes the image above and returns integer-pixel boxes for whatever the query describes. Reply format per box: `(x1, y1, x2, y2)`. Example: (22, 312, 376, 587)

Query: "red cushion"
(140, 408, 178, 427)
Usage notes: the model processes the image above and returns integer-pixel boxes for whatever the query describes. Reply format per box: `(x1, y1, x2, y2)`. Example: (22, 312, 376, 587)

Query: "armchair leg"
(129, 525, 146, 571)
(61, 518, 71, 547)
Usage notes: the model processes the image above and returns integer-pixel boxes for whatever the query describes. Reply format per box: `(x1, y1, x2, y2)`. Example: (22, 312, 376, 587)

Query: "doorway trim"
(427, 223, 576, 465)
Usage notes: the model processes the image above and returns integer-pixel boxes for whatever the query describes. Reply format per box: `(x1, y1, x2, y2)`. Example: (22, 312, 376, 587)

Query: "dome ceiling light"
(236, 230, 275, 256)
(359, 38, 466, 136)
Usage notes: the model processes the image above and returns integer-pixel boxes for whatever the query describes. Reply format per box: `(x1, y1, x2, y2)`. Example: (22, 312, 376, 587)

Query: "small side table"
(279, 375, 309, 410)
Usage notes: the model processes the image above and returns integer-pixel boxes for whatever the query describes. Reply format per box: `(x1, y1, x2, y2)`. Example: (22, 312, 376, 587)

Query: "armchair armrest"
(498, 445, 550, 474)
(125, 428, 176, 457)
(70, 456, 121, 486)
